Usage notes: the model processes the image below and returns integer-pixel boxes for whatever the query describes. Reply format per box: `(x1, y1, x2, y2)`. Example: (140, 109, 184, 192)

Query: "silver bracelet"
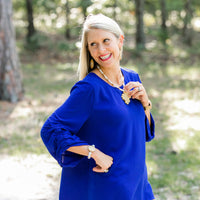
(87, 145, 95, 159)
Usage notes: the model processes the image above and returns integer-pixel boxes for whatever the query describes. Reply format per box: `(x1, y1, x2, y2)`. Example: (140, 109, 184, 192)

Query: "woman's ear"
(118, 35, 124, 48)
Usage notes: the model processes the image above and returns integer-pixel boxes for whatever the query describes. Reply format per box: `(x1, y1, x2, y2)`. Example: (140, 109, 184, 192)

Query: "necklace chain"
(97, 66, 124, 92)
(96, 66, 130, 105)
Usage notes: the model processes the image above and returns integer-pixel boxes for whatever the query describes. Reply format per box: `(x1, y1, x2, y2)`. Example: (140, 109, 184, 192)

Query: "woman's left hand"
(124, 81, 149, 107)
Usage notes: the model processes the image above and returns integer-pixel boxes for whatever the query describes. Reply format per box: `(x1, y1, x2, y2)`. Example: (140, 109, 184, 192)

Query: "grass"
(1, 35, 200, 199)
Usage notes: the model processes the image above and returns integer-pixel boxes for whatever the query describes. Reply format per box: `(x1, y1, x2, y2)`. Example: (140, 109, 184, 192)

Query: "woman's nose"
(98, 44, 106, 53)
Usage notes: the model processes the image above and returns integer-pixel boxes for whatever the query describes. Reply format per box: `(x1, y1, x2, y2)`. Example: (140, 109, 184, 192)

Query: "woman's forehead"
(87, 29, 116, 42)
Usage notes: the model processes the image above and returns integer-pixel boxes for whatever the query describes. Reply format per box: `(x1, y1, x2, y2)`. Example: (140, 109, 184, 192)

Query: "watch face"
(88, 145, 95, 152)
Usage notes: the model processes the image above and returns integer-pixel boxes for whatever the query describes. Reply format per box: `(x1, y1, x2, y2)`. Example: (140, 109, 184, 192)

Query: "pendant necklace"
(97, 65, 130, 105)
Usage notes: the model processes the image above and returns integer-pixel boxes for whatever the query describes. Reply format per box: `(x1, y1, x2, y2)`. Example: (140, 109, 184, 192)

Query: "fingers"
(93, 165, 110, 173)
(92, 155, 113, 173)
(124, 82, 143, 96)
(91, 148, 113, 173)
(124, 81, 149, 105)
(93, 165, 104, 173)
(93, 164, 112, 173)
(124, 82, 143, 98)
(124, 81, 141, 92)
(131, 87, 144, 98)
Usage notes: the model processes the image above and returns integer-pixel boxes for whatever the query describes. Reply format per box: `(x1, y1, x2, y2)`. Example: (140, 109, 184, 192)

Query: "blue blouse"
(41, 68, 155, 200)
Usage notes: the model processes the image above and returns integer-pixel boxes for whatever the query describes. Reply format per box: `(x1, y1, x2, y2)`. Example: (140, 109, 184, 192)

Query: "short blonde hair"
(78, 14, 124, 80)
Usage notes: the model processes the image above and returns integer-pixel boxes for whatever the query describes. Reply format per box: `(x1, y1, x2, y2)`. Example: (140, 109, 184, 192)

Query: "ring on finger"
(138, 87, 142, 92)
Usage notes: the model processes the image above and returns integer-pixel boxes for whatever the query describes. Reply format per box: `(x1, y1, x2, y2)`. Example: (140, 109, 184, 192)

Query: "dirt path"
(0, 154, 61, 200)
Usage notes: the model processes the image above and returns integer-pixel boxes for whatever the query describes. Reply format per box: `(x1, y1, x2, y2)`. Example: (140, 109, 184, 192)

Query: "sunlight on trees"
(144, 14, 156, 27)
(11, 0, 200, 50)
(192, 17, 200, 31)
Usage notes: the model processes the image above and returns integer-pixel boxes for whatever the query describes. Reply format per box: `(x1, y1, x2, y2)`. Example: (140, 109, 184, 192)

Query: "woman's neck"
(99, 64, 124, 87)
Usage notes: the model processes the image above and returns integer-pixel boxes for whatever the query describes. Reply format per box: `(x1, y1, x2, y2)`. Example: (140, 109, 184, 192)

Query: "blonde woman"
(41, 14, 155, 200)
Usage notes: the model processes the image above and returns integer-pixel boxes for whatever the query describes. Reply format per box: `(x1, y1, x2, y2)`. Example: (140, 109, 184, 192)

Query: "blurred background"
(0, 0, 200, 199)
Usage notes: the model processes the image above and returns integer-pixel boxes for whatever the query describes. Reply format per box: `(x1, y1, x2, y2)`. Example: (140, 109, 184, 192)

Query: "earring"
(90, 59, 94, 69)
(119, 52, 122, 60)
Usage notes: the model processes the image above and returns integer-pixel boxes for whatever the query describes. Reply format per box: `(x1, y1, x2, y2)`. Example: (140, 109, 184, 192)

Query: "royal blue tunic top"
(41, 68, 155, 200)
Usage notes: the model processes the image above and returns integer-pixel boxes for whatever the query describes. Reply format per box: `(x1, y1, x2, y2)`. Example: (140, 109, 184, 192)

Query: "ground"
(0, 154, 60, 200)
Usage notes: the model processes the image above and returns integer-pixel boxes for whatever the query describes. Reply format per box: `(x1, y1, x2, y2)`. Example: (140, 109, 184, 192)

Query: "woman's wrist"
(143, 99, 152, 111)
(91, 148, 100, 160)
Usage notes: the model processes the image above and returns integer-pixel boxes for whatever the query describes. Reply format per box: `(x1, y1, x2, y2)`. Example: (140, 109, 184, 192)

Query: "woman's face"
(87, 29, 123, 69)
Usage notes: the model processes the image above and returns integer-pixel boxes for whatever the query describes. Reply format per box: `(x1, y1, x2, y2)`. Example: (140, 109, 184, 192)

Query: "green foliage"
(56, 41, 77, 52)
(35, 0, 57, 12)
(13, 0, 25, 11)
(25, 31, 48, 51)
(77, 0, 93, 9)
(12, 0, 200, 49)
(145, 0, 158, 15)
(166, 0, 185, 11)
(158, 29, 169, 45)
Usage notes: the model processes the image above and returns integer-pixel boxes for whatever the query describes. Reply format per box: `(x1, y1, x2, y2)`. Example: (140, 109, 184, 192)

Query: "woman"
(41, 14, 155, 200)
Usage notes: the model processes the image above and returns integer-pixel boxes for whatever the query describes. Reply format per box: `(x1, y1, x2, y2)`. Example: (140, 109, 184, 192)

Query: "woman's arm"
(144, 109, 151, 126)
(67, 145, 113, 172)
(41, 81, 95, 167)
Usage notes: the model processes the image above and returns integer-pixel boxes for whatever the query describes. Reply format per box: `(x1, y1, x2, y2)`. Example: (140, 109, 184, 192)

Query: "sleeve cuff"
(58, 142, 89, 168)
(145, 113, 155, 142)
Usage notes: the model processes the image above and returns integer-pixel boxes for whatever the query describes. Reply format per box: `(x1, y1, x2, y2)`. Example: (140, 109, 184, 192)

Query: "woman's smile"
(99, 53, 112, 61)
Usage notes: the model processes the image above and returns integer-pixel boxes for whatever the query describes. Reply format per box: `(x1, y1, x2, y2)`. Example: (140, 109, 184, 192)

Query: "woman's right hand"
(91, 148, 113, 173)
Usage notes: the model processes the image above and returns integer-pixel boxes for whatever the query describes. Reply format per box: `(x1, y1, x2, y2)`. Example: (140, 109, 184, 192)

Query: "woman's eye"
(90, 43, 96, 47)
(104, 39, 110, 43)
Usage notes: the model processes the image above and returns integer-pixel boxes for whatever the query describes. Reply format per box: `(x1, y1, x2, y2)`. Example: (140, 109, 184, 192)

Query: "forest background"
(0, 0, 200, 199)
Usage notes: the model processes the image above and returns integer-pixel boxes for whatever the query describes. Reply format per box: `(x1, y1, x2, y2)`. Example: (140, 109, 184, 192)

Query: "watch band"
(87, 145, 95, 159)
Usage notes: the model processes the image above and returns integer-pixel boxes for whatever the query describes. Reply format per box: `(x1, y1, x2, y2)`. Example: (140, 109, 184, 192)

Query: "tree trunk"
(0, 0, 23, 102)
(26, 0, 35, 41)
(135, 0, 145, 50)
(183, 0, 193, 45)
(82, 7, 87, 19)
(113, 0, 117, 21)
(160, 0, 168, 44)
(79, 0, 92, 19)
(65, 0, 71, 39)
(161, 0, 167, 32)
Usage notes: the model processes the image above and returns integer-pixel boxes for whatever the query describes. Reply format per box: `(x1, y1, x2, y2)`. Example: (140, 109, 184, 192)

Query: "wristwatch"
(88, 145, 95, 159)
(143, 100, 152, 111)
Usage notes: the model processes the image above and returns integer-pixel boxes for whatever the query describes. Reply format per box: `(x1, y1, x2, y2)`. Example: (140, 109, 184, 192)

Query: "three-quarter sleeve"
(40, 81, 94, 167)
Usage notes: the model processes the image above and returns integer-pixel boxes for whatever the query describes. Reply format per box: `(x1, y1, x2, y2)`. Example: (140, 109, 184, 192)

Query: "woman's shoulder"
(70, 73, 97, 94)
(121, 67, 140, 81)
(121, 67, 138, 75)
